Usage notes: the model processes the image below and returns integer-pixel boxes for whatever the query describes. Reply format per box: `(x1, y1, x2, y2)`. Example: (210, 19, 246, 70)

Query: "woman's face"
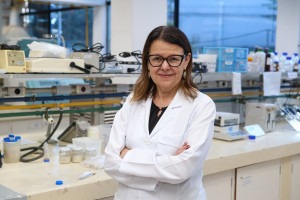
(148, 40, 190, 93)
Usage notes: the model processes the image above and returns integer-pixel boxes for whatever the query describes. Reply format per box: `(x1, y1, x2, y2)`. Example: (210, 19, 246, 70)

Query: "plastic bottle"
(3, 137, 20, 163)
(295, 60, 300, 72)
(76, 114, 90, 137)
(292, 53, 299, 65)
(279, 52, 288, 72)
(247, 51, 259, 72)
(273, 52, 279, 63)
(284, 56, 293, 72)
(248, 135, 256, 143)
(253, 49, 265, 72)
(43, 142, 50, 162)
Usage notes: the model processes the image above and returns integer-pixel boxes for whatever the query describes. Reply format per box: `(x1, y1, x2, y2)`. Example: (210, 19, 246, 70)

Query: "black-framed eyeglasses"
(147, 54, 186, 67)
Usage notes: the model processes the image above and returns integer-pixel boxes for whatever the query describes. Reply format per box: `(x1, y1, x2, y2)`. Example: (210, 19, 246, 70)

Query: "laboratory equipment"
(26, 58, 85, 73)
(214, 112, 240, 126)
(245, 102, 277, 133)
(0, 49, 26, 72)
(70, 52, 100, 73)
(213, 130, 248, 141)
(280, 105, 300, 131)
(214, 112, 248, 141)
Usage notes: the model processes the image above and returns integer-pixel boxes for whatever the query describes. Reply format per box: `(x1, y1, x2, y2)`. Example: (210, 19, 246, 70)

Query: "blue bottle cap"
(248, 135, 256, 140)
(8, 134, 14, 138)
(43, 158, 50, 162)
(56, 180, 63, 185)
(15, 136, 21, 140)
(3, 137, 10, 142)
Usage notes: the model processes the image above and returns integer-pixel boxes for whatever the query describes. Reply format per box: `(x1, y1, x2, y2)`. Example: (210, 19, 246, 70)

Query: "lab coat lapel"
(150, 91, 184, 138)
(144, 97, 153, 135)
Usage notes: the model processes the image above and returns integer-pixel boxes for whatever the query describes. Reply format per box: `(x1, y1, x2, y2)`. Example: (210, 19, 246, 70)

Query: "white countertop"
(0, 122, 300, 199)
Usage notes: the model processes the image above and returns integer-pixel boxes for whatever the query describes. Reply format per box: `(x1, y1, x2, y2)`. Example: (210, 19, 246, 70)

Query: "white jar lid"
(60, 147, 71, 152)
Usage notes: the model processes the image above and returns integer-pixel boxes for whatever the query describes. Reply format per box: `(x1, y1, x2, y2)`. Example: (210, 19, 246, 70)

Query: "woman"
(104, 26, 216, 200)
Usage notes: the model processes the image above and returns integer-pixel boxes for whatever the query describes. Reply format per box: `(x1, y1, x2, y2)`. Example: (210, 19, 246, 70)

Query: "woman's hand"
(120, 147, 131, 159)
(175, 142, 190, 155)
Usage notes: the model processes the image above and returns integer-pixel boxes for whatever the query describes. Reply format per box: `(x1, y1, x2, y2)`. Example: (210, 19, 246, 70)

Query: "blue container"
(203, 47, 249, 72)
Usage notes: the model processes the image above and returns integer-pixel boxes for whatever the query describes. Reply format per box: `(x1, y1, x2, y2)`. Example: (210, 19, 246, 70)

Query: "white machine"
(26, 58, 85, 73)
(0, 50, 26, 73)
(70, 52, 99, 73)
(245, 102, 277, 133)
(214, 112, 240, 126)
(214, 112, 248, 141)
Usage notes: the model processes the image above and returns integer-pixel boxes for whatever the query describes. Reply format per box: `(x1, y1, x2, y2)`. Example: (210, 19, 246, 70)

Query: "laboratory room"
(0, 0, 300, 200)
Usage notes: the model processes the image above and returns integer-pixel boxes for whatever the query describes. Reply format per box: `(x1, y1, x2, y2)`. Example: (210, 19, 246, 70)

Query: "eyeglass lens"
(148, 55, 184, 67)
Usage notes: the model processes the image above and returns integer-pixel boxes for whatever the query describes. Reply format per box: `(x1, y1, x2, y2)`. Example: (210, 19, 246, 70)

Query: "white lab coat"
(104, 90, 216, 200)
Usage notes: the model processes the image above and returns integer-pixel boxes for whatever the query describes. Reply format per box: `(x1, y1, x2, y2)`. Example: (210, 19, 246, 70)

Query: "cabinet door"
(291, 155, 300, 200)
(236, 159, 280, 200)
(203, 170, 234, 200)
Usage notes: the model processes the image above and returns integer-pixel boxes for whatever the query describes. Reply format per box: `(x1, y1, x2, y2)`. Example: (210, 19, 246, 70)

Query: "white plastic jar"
(71, 146, 84, 163)
(84, 147, 97, 160)
(59, 147, 71, 164)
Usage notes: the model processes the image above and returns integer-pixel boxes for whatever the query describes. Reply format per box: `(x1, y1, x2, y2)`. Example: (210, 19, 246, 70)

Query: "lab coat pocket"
(156, 135, 183, 156)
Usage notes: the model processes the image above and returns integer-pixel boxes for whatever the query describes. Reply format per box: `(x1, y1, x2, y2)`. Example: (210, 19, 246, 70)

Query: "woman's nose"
(160, 59, 170, 70)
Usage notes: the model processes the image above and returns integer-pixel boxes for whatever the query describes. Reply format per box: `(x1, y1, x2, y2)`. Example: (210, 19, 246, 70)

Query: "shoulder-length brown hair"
(132, 26, 198, 102)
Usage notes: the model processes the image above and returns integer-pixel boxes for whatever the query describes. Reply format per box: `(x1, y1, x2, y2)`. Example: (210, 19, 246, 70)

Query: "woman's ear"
(184, 53, 192, 70)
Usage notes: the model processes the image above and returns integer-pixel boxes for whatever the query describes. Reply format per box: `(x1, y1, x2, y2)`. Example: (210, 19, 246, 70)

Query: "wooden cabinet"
(203, 170, 234, 200)
(291, 155, 300, 200)
(236, 159, 281, 200)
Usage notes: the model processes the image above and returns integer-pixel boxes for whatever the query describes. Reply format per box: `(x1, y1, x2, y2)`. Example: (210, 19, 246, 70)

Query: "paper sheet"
(263, 72, 281, 96)
(232, 72, 242, 95)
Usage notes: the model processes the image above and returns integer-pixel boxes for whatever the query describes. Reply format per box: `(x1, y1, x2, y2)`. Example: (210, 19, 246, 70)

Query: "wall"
(276, 0, 300, 54)
(110, 0, 167, 55)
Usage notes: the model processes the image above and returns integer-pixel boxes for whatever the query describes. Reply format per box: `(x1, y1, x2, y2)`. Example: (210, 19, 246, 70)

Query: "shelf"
(0, 72, 141, 79)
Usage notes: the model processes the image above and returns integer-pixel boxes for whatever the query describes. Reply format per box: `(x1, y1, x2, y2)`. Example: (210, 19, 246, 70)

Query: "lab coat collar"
(143, 90, 190, 138)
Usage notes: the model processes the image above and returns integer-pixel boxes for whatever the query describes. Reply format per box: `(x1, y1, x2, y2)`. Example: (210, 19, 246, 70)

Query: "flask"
(76, 114, 90, 137)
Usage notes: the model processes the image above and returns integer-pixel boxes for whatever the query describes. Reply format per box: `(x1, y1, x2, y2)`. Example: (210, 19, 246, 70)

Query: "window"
(21, 3, 94, 50)
(168, 0, 277, 56)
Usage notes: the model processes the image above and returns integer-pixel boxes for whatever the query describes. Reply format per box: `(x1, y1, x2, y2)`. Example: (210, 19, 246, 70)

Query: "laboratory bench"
(0, 121, 299, 200)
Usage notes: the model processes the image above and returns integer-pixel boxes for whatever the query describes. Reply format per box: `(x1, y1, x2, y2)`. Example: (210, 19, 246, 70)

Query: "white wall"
(276, 0, 300, 54)
(93, 6, 107, 52)
(110, 0, 167, 55)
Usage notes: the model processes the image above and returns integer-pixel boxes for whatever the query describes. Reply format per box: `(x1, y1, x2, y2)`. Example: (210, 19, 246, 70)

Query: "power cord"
(0, 44, 21, 50)
(119, 50, 142, 73)
(20, 108, 64, 163)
